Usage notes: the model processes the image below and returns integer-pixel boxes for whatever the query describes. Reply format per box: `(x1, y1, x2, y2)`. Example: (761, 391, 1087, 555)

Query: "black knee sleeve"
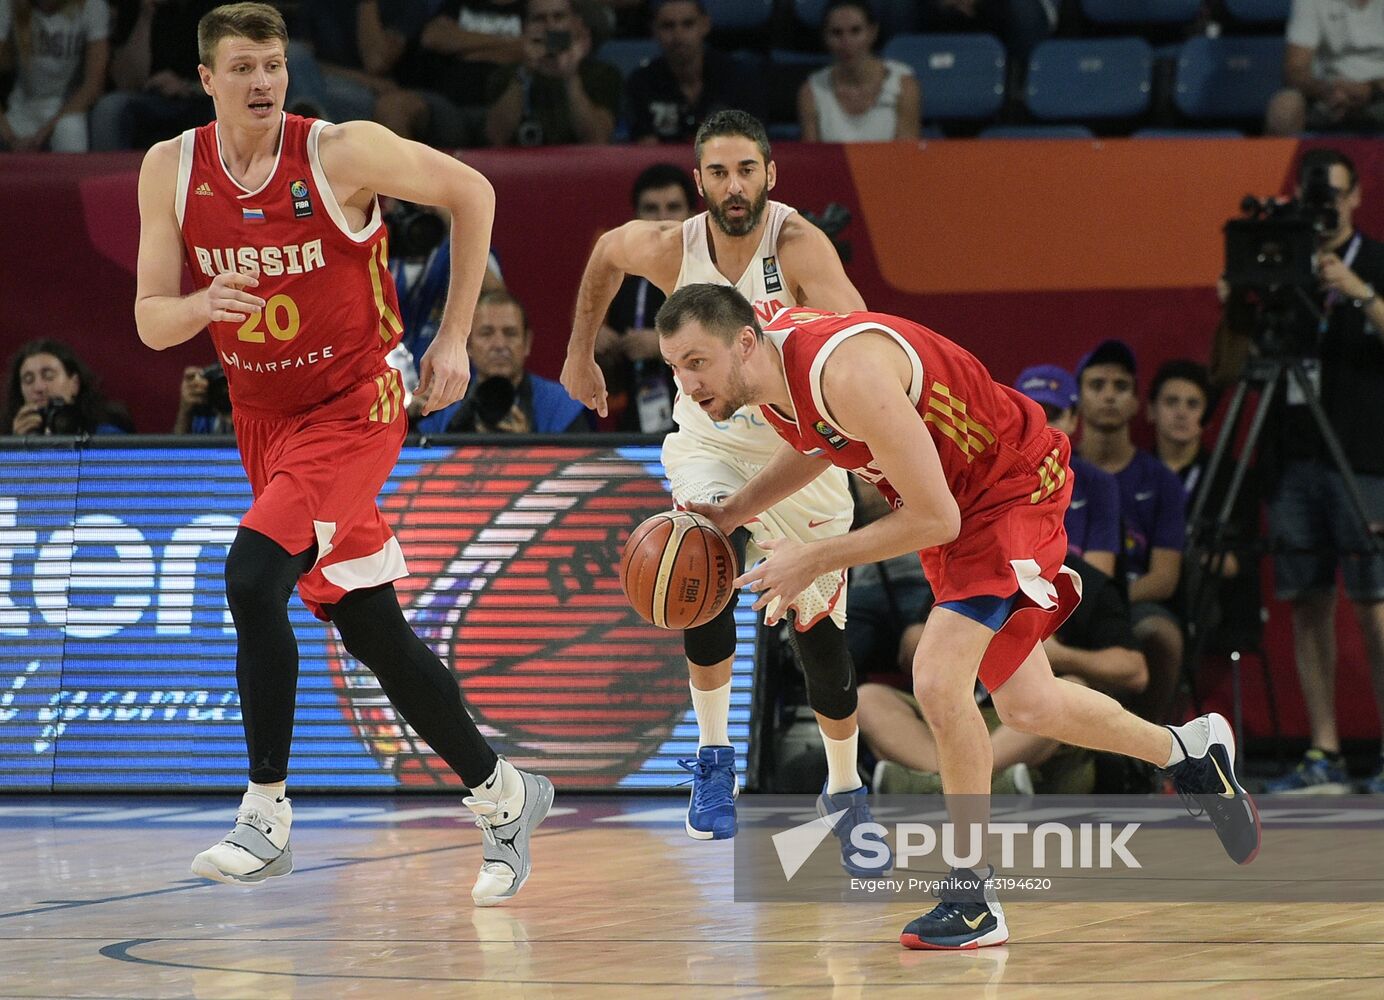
(329, 584, 498, 787)
(224, 527, 315, 784)
(788, 614, 858, 721)
(683, 527, 750, 667)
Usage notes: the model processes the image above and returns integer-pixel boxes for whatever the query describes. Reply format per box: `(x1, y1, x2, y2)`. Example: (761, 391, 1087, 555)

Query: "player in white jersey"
(563, 111, 886, 867)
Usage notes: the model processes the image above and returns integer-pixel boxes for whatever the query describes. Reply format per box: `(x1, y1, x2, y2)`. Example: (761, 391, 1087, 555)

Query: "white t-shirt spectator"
(0, 0, 109, 103)
(807, 59, 914, 142)
(1287, 0, 1384, 83)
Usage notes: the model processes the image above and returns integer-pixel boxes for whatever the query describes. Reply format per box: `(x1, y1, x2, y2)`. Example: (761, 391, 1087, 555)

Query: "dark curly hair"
(4, 339, 132, 435)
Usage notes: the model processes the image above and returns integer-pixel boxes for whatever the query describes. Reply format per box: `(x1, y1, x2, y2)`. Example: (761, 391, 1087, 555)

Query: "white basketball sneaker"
(191, 789, 294, 885)
(466, 764, 555, 907)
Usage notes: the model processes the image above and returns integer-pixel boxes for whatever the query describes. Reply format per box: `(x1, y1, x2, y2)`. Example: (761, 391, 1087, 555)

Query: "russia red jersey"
(176, 113, 404, 418)
(758, 308, 1063, 518)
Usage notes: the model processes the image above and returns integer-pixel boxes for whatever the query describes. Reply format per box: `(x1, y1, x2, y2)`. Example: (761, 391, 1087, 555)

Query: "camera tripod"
(1182, 349, 1384, 751)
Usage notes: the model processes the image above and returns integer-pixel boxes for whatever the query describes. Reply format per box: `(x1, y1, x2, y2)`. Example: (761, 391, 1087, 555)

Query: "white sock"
(472, 757, 525, 815)
(247, 780, 286, 803)
(1165, 717, 1212, 767)
(821, 728, 863, 794)
(691, 679, 731, 747)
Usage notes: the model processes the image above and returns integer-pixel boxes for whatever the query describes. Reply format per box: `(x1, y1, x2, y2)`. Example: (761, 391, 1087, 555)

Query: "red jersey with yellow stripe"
(758, 308, 1065, 518)
(175, 113, 404, 419)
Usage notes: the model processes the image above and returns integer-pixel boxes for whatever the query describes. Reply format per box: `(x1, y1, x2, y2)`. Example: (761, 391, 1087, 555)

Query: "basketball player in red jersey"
(134, 3, 552, 904)
(658, 285, 1262, 950)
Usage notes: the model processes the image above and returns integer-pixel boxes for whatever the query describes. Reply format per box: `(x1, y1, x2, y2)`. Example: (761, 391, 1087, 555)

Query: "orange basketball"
(620, 511, 738, 630)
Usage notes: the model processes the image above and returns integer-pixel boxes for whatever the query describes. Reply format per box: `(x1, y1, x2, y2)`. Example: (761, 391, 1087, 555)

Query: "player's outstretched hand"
(560, 354, 608, 417)
(204, 267, 265, 324)
(733, 537, 817, 626)
(418, 334, 472, 415)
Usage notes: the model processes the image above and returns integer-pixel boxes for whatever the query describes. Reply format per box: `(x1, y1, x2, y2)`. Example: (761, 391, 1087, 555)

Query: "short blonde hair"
(197, 3, 288, 68)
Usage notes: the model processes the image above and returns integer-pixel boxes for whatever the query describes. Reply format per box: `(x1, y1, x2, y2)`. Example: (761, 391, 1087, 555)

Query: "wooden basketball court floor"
(3, 796, 1381, 999)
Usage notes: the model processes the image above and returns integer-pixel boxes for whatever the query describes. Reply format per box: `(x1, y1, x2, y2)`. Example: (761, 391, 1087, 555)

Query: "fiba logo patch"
(323, 447, 689, 788)
(763, 254, 782, 293)
(290, 178, 313, 218)
(814, 419, 849, 450)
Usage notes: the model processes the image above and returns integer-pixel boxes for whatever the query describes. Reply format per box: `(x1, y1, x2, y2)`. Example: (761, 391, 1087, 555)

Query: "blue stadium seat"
(1222, 0, 1291, 22)
(1025, 38, 1153, 121)
(768, 48, 831, 68)
(703, 0, 773, 30)
(1174, 36, 1286, 120)
(1080, 0, 1201, 25)
(881, 33, 1006, 121)
(980, 124, 1096, 138)
(597, 39, 661, 80)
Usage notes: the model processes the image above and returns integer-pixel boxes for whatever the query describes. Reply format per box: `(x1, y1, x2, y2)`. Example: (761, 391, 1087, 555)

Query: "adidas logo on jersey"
(195, 182, 213, 196)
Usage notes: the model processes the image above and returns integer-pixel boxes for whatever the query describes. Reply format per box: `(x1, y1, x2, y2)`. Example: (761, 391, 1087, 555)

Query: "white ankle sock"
(1165, 717, 1212, 767)
(691, 680, 731, 747)
(247, 780, 286, 803)
(472, 757, 525, 814)
(821, 729, 863, 794)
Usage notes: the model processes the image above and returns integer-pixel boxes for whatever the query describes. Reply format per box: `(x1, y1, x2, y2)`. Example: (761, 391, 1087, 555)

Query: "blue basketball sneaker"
(678, 745, 738, 840)
(900, 866, 1008, 950)
(817, 783, 892, 876)
(1264, 748, 1351, 795)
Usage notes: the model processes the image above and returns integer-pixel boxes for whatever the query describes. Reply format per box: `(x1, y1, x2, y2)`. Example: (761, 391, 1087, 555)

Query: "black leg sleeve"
(224, 527, 316, 784)
(788, 614, 859, 721)
(683, 527, 751, 666)
(328, 583, 498, 787)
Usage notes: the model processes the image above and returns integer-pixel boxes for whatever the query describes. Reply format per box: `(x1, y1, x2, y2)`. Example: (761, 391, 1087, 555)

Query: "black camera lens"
(384, 204, 447, 259)
(40, 399, 82, 435)
(201, 363, 233, 416)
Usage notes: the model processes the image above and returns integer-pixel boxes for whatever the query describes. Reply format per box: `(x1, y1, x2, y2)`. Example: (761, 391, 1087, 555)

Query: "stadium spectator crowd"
(1, 1, 1368, 154)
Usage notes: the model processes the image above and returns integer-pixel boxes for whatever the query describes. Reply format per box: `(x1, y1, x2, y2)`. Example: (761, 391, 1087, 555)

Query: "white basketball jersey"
(672, 200, 798, 462)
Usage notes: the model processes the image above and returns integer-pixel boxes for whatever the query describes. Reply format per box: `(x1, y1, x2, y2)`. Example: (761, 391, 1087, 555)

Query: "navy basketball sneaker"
(900, 866, 1008, 950)
(817, 783, 893, 875)
(1165, 712, 1261, 864)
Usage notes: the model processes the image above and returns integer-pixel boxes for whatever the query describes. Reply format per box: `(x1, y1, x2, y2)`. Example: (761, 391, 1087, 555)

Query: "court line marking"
(93, 938, 1384, 988)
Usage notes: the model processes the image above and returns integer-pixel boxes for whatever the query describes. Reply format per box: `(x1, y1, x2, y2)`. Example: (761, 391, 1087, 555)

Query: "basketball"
(620, 511, 738, 630)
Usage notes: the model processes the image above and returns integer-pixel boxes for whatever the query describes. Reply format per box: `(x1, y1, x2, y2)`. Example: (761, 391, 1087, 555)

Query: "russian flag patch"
(242, 207, 266, 223)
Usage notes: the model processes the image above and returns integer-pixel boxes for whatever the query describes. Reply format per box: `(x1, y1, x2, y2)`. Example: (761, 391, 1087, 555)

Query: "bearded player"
(134, 2, 551, 904)
(562, 111, 884, 869)
(659, 284, 1261, 950)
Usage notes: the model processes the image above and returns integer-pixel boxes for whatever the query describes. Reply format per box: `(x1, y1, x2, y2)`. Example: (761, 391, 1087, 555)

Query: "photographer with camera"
(483, 0, 620, 147)
(4, 339, 133, 437)
(172, 364, 233, 434)
(1233, 148, 1384, 794)
(415, 288, 591, 434)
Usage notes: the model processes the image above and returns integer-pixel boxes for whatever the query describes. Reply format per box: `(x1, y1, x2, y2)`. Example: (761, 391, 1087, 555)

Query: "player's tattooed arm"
(776, 215, 866, 314)
(562, 221, 681, 415)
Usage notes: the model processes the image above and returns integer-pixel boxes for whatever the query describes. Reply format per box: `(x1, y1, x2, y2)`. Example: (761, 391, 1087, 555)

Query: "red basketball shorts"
(920, 432, 1083, 691)
(234, 372, 408, 620)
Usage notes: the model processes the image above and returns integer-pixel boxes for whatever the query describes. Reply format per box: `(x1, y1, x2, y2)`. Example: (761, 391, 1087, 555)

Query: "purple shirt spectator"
(1069, 455, 1121, 563)
(1114, 450, 1186, 581)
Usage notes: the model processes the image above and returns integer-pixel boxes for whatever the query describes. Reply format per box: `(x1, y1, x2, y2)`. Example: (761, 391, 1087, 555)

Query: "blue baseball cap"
(1076, 339, 1137, 380)
(1015, 365, 1078, 411)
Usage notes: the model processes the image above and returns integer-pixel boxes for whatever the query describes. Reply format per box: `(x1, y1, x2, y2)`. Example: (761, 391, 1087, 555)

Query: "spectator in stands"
(171, 363, 232, 434)
(0, 0, 110, 152)
(5, 338, 133, 435)
(861, 553, 1148, 795)
(595, 162, 693, 433)
(1016, 364, 1120, 578)
(1266, 0, 1384, 135)
(483, 0, 620, 146)
(798, 0, 919, 143)
(375, 0, 525, 147)
(283, 0, 431, 124)
(1078, 340, 1186, 724)
(416, 289, 591, 434)
(625, 0, 763, 144)
(89, 0, 218, 150)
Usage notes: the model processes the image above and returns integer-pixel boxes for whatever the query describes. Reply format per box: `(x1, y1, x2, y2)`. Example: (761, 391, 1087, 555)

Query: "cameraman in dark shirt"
(1254, 149, 1384, 794)
(5, 339, 132, 436)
